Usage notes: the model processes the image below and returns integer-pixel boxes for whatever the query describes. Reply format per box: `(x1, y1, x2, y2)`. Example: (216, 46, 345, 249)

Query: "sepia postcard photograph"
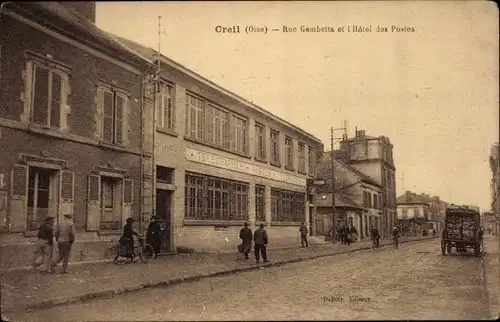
(0, 0, 499, 321)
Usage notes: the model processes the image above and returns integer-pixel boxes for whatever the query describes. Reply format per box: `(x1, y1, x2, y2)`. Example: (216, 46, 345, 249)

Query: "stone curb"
(3, 237, 435, 314)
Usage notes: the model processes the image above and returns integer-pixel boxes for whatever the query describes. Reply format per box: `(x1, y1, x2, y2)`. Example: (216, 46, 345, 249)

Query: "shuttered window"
(124, 179, 133, 204)
(30, 64, 65, 129)
(61, 171, 74, 200)
(11, 165, 28, 196)
(99, 85, 127, 145)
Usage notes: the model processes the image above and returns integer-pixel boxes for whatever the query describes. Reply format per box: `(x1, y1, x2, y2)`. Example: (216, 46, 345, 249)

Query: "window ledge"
(270, 222, 302, 226)
(28, 124, 65, 139)
(254, 157, 268, 164)
(99, 141, 127, 152)
(270, 161, 281, 168)
(183, 136, 251, 159)
(183, 220, 247, 227)
(298, 170, 307, 175)
(285, 166, 296, 172)
(157, 127, 179, 137)
(98, 230, 122, 236)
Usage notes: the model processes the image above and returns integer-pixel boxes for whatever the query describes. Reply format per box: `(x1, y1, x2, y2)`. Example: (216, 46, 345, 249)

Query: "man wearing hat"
(33, 216, 55, 272)
(53, 214, 76, 273)
(146, 216, 162, 258)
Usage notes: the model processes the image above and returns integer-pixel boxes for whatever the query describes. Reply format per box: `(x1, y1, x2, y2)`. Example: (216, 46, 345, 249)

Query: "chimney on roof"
(59, 2, 96, 23)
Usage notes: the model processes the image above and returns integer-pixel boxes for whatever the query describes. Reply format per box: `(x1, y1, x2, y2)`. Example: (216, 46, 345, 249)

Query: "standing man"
(53, 214, 75, 273)
(299, 222, 309, 247)
(33, 216, 55, 273)
(254, 223, 268, 264)
(239, 222, 253, 260)
(146, 216, 162, 258)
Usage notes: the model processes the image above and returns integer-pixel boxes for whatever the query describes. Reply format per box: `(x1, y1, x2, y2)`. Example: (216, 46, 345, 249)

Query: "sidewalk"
(0, 235, 435, 314)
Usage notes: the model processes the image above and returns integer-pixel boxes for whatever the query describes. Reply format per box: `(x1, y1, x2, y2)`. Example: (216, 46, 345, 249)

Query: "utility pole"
(330, 127, 336, 244)
(151, 16, 162, 223)
(329, 124, 347, 244)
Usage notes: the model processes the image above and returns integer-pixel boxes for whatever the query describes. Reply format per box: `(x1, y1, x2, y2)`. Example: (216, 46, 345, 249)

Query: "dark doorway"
(156, 189, 172, 253)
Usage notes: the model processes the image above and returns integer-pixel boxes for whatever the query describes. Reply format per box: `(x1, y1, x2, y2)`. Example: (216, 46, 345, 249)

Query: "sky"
(96, 1, 499, 211)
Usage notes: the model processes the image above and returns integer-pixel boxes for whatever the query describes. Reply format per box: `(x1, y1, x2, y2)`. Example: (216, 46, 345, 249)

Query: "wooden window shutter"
(10, 165, 28, 231)
(123, 179, 133, 204)
(11, 165, 28, 197)
(50, 72, 62, 129)
(60, 171, 75, 220)
(115, 94, 124, 145)
(87, 174, 101, 231)
(61, 171, 74, 200)
(32, 66, 50, 126)
(206, 105, 214, 144)
(102, 90, 114, 142)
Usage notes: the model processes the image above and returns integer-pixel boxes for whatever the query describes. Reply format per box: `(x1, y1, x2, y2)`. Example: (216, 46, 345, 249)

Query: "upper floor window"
(298, 143, 306, 173)
(185, 93, 248, 155)
(285, 137, 293, 170)
(231, 115, 248, 154)
(185, 94, 205, 140)
(157, 84, 174, 130)
(255, 123, 266, 160)
(98, 85, 128, 145)
(270, 130, 280, 165)
(308, 146, 315, 174)
(27, 58, 70, 130)
(206, 104, 229, 149)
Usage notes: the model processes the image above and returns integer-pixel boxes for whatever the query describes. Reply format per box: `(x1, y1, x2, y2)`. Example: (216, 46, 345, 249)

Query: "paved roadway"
(6, 239, 494, 321)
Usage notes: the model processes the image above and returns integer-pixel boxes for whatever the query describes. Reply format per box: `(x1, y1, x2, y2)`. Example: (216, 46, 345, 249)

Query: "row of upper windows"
(160, 84, 317, 174)
(19, 55, 317, 174)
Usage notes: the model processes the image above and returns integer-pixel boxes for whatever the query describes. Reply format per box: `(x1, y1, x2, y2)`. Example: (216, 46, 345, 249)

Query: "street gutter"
(2, 236, 436, 315)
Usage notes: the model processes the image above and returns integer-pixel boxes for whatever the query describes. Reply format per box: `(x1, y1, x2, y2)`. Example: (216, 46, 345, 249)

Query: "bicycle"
(114, 236, 154, 265)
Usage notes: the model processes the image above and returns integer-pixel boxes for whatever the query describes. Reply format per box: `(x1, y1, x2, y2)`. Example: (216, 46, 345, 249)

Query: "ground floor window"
(185, 172, 249, 221)
(255, 185, 266, 222)
(270, 188, 305, 222)
(99, 176, 121, 230)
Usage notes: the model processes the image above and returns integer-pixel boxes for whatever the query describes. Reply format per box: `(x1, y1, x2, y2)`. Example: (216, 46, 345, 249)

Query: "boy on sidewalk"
(33, 216, 55, 273)
(254, 223, 268, 264)
(52, 214, 76, 273)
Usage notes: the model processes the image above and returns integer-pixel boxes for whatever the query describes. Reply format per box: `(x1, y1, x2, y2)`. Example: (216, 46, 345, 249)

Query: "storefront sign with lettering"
(185, 148, 306, 187)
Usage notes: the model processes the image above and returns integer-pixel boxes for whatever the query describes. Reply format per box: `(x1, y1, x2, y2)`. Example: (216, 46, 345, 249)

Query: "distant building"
(314, 153, 384, 241)
(397, 191, 430, 236)
(335, 129, 396, 237)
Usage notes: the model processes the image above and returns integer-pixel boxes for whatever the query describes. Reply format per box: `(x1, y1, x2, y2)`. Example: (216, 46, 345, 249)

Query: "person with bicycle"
(120, 217, 142, 260)
(370, 225, 380, 249)
(392, 226, 400, 248)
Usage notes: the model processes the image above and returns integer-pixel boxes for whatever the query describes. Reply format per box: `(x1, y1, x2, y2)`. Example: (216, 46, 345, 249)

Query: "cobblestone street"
(5, 237, 497, 321)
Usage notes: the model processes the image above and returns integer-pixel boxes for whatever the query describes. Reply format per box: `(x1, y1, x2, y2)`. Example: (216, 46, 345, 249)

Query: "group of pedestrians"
(33, 214, 75, 274)
(239, 222, 269, 263)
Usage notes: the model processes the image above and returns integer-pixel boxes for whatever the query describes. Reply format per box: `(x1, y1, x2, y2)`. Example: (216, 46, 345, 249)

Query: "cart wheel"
(446, 244, 452, 254)
(441, 240, 446, 256)
(474, 244, 480, 257)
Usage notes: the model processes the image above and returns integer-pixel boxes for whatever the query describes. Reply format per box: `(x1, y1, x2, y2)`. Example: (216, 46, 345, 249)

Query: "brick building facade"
(0, 2, 153, 269)
(114, 36, 324, 252)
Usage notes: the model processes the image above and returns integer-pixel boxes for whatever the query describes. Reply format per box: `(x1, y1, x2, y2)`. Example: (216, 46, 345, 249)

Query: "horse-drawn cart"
(441, 205, 482, 257)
